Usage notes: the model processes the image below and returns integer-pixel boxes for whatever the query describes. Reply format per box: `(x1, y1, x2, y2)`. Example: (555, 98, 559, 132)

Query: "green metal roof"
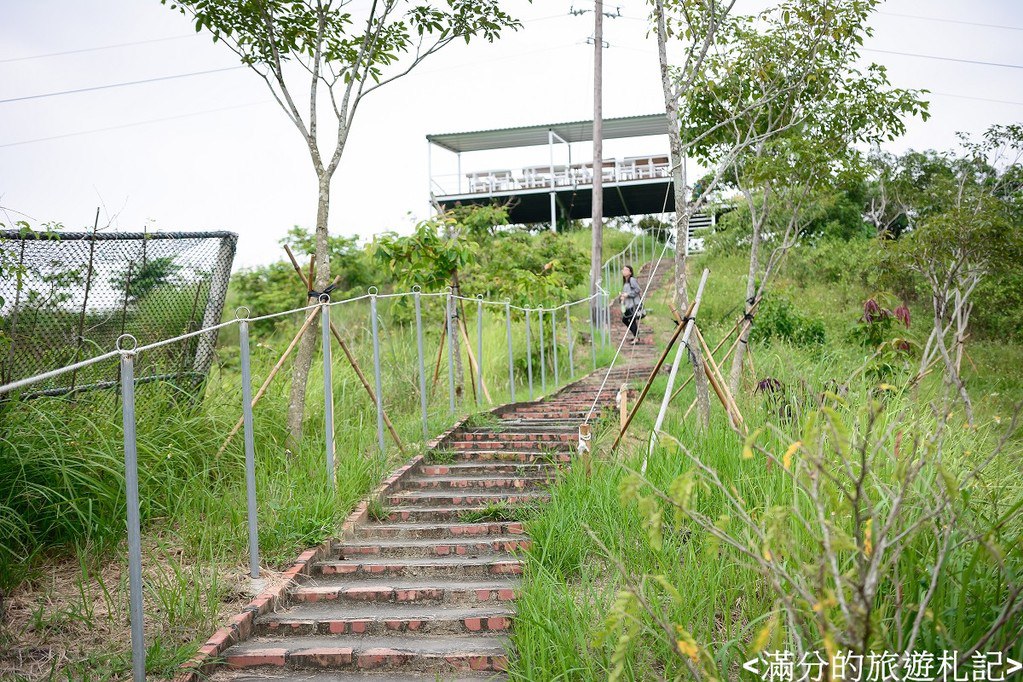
(427, 114, 669, 153)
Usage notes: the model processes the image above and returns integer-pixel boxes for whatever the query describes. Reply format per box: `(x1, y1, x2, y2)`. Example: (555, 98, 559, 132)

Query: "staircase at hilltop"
(204, 261, 670, 681)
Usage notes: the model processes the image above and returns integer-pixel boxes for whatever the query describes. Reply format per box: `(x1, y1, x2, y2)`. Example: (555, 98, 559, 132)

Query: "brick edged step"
(256, 603, 514, 637)
(337, 536, 531, 559)
(401, 475, 553, 491)
(227, 674, 503, 681)
(290, 578, 520, 606)
(223, 634, 510, 673)
(314, 557, 524, 578)
(348, 521, 525, 540)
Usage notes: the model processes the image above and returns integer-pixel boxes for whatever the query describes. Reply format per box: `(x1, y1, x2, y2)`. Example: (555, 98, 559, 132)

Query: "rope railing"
(0, 228, 673, 682)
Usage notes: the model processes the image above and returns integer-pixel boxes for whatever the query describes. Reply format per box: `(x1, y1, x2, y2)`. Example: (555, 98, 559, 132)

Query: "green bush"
(750, 296, 825, 347)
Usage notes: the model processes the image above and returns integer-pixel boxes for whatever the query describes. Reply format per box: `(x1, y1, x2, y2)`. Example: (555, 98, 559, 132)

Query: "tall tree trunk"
(655, 0, 711, 429)
(729, 189, 766, 394)
(287, 172, 332, 443)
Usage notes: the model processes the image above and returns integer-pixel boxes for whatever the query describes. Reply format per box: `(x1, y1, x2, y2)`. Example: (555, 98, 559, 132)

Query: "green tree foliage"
(110, 256, 180, 303)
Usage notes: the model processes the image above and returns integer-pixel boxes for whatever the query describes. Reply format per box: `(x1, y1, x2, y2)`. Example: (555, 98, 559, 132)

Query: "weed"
(424, 449, 457, 464)
(366, 498, 389, 522)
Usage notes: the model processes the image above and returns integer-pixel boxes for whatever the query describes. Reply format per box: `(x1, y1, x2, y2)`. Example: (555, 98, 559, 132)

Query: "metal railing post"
(589, 298, 597, 370)
(414, 289, 429, 440)
(505, 301, 515, 402)
(117, 338, 145, 682)
(320, 298, 335, 488)
(370, 290, 385, 453)
(238, 317, 260, 578)
(525, 308, 534, 400)
(552, 306, 559, 386)
(538, 308, 547, 394)
(566, 305, 574, 378)
(476, 296, 484, 406)
(446, 291, 455, 413)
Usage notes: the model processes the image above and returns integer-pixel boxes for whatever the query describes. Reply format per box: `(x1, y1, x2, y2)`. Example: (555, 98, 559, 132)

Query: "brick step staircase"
(202, 267, 670, 682)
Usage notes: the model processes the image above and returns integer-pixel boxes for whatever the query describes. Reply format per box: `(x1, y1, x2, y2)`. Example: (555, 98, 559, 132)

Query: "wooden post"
(617, 382, 629, 433)
(578, 423, 592, 477)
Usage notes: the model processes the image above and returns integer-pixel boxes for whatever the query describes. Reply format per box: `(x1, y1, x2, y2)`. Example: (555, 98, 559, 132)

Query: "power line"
(0, 101, 272, 149)
(862, 47, 1023, 70)
(930, 91, 1023, 107)
(0, 65, 246, 105)
(877, 11, 1023, 32)
(0, 35, 197, 64)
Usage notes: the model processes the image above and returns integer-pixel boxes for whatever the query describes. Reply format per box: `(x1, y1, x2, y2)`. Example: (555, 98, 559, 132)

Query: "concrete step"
(416, 462, 561, 477)
(221, 634, 510, 673)
(289, 577, 520, 606)
(336, 536, 530, 560)
(422, 451, 570, 464)
(385, 491, 549, 508)
(348, 521, 526, 541)
(383, 507, 530, 523)
(256, 602, 515, 637)
(401, 475, 552, 491)
(448, 440, 571, 452)
(222, 672, 504, 681)
(315, 556, 523, 579)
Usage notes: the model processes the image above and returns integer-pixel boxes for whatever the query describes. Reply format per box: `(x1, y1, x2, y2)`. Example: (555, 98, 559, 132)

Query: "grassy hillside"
(509, 240, 1023, 679)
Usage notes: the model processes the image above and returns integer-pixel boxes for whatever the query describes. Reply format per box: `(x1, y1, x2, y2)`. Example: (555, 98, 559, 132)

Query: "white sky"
(1, 0, 1021, 268)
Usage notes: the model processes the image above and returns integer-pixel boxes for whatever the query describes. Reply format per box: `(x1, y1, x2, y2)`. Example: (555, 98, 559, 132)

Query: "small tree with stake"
(884, 124, 1023, 426)
(160, 0, 522, 441)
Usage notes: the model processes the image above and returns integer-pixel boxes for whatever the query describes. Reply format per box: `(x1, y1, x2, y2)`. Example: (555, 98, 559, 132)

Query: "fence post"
(538, 308, 547, 394)
(505, 302, 515, 402)
(476, 296, 484, 406)
(370, 289, 385, 453)
(552, 305, 560, 387)
(414, 289, 429, 440)
(525, 308, 534, 400)
(566, 305, 574, 378)
(320, 298, 335, 488)
(237, 316, 260, 578)
(117, 337, 146, 682)
(446, 291, 455, 414)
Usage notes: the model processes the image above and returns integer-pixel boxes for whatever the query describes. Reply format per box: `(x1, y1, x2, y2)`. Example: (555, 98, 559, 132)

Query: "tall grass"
(509, 241, 1023, 679)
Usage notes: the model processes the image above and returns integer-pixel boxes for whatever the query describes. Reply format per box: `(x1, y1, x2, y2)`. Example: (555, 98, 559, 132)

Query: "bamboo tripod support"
(216, 306, 321, 459)
(283, 246, 405, 453)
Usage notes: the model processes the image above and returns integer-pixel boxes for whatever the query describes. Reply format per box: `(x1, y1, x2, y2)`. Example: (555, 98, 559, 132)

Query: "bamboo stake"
(609, 297, 697, 451)
(669, 306, 756, 404)
(216, 306, 320, 458)
(430, 322, 447, 390)
(283, 245, 405, 452)
(696, 326, 746, 432)
(458, 315, 491, 403)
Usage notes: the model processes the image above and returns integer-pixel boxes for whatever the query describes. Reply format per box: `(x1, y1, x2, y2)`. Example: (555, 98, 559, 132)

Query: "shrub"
(750, 296, 825, 347)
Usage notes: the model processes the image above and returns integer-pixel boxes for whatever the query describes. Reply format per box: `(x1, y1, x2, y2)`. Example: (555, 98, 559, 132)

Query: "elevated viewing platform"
(427, 114, 678, 226)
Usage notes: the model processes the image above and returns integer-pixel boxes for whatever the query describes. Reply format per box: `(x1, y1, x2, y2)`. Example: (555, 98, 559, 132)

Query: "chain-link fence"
(0, 229, 237, 399)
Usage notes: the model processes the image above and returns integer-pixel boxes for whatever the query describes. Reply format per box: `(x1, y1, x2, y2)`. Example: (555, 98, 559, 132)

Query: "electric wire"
(0, 65, 246, 104)
(0, 35, 197, 64)
(0, 101, 272, 149)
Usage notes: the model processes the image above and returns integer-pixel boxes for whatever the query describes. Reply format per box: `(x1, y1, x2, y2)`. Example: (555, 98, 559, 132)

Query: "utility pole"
(571, 2, 620, 326)
(591, 0, 604, 326)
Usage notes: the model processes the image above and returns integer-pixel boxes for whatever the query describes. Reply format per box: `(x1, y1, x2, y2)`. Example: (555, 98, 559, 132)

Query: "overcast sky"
(1, 0, 1021, 268)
